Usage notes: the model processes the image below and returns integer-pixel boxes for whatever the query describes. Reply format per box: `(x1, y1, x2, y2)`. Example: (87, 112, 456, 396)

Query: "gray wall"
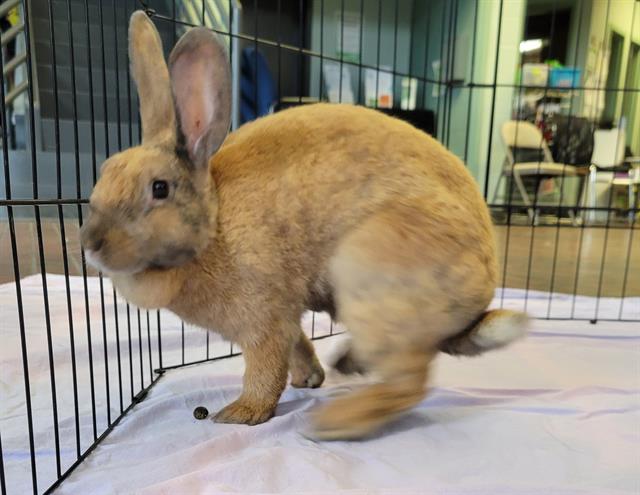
(308, 0, 417, 106)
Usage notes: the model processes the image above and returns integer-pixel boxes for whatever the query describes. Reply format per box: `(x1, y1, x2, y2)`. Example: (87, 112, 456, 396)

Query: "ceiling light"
(520, 39, 543, 53)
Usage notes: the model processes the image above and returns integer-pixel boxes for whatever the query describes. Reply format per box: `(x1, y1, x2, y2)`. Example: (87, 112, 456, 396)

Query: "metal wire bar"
(593, 0, 638, 322)
(137, 309, 144, 388)
(64, 0, 99, 448)
(496, 5, 521, 313)
(0, 429, 6, 495)
(127, 304, 135, 401)
(391, 0, 399, 109)
(114, 0, 123, 151)
(85, 0, 98, 184)
(99, 0, 110, 155)
(545, 0, 586, 319)
(126, 1, 134, 148)
(113, 289, 124, 413)
(146, 311, 153, 384)
(522, 0, 561, 315)
(0, 5, 37, 489)
(42, 373, 165, 495)
(181, 321, 185, 365)
(99, 273, 111, 426)
(356, 0, 364, 103)
(421, 0, 432, 111)
(482, 0, 504, 199)
(445, 0, 459, 148)
(462, 0, 479, 163)
(276, 0, 286, 102)
(36, 0, 75, 483)
(435, 0, 447, 139)
(618, 223, 637, 319)
(253, 0, 258, 145)
(570, 0, 614, 320)
(298, 0, 304, 103)
(34, 210, 61, 477)
(57, 205, 82, 459)
(2, 208, 36, 493)
(339, 0, 344, 102)
(157, 311, 163, 371)
(374, 0, 382, 108)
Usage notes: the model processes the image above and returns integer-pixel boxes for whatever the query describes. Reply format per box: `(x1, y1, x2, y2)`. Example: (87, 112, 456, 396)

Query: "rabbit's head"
(81, 11, 231, 274)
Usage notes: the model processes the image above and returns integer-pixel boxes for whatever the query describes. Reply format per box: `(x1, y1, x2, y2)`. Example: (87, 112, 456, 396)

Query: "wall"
(241, 0, 309, 101)
(307, 0, 551, 202)
(585, 0, 640, 152)
(308, 0, 415, 105)
(450, 0, 527, 199)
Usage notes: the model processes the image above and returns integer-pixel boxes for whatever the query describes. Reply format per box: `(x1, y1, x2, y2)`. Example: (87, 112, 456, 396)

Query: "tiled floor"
(1, 218, 638, 296)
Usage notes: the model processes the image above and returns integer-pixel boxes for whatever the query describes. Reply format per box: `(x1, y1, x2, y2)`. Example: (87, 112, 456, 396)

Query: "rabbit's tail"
(332, 309, 529, 376)
(438, 309, 529, 357)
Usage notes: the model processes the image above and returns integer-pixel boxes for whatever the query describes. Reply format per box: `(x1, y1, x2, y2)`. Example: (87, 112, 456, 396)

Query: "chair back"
(591, 128, 626, 168)
(501, 121, 554, 166)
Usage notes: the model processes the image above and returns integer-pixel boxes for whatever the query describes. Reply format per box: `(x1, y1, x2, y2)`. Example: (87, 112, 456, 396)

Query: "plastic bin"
(522, 63, 549, 87)
(549, 67, 581, 88)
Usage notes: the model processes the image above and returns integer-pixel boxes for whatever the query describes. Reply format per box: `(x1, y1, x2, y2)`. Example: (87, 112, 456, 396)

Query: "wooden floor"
(1, 218, 638, 297)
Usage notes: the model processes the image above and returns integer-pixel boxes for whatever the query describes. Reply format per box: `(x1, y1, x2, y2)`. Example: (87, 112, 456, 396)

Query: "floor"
(2, 280, 638, 493)
(0, 217, 638, 297)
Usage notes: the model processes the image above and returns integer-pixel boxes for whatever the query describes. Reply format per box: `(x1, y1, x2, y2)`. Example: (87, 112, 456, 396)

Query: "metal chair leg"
(584, 165, 598, 225)
(629, 182, 636, 225)
(513, 169, 534, 222)
(492, 171, 505, 205)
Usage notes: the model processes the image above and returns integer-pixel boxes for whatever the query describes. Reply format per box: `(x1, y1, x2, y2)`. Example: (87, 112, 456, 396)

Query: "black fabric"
(377, 108, 436, 137)
(594, 164, 630, 173)
(547, 116, 596, 165)
(511, 147, 546, 163)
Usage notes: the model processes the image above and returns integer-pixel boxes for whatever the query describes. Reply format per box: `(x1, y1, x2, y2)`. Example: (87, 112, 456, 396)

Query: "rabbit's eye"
(152, 180, 169, 199)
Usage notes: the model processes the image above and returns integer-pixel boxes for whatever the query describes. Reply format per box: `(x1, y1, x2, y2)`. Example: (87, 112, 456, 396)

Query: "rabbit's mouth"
(85, 248, 148, 275)
(148, 246, 197, 270)
(84, 249, 106, 272)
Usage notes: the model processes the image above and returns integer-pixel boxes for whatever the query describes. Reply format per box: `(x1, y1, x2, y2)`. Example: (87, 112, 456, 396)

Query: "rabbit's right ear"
(129, 11, 177, 147)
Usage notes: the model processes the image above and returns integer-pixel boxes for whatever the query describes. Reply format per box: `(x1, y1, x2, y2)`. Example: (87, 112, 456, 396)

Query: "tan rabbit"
(81, 11, 528, 441)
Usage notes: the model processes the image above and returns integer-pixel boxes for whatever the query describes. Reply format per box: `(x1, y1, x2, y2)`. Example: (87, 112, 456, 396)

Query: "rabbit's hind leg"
(309, 344, 433, 440)
(289, 330, 325, 388)
(309, 202, 482, 440)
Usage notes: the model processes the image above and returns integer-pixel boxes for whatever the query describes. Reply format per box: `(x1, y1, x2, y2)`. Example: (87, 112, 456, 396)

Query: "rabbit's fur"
(81, 11, 528, 440)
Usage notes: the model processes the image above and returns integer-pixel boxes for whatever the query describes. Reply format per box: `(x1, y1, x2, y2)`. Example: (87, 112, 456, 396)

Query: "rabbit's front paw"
(213, 398, 275, 425)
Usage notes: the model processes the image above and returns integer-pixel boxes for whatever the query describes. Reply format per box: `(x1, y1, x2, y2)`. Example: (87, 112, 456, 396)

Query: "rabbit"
(80, 10, 529, 441)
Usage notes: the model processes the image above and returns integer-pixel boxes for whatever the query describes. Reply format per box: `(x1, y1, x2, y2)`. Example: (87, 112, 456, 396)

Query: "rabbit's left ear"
(169, 28, 232, 169)
(128, 11, 176, 147)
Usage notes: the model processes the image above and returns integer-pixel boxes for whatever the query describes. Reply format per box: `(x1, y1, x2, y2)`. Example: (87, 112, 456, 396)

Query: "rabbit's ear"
(129, 11, 177, 147)
(169, 27, 231, 168)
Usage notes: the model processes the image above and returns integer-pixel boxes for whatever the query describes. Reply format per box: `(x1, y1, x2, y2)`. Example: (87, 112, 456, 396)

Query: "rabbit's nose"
(82, 236, 104, 253)
(80, 224, 104, 252)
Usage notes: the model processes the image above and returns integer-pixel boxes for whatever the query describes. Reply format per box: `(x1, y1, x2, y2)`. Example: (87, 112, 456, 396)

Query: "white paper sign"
(323, 62, 355, 103)
(365, 67, 393, 108)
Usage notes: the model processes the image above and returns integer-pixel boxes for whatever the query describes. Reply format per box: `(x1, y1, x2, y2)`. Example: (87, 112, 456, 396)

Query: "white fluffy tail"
(333, 309, 529, 376)
(439, 309, 529, 356)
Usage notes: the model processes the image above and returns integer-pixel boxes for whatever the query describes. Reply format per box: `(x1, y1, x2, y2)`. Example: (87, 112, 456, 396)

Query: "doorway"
(622, 42, 640, 154)
(602, 30, 624, 124)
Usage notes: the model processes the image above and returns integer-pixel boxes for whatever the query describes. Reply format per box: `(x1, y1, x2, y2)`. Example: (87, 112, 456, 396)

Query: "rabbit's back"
(211, 104, 493, 257)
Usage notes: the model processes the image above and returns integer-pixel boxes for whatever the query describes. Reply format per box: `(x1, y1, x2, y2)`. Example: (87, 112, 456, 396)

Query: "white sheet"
(1, 275, 639, 494)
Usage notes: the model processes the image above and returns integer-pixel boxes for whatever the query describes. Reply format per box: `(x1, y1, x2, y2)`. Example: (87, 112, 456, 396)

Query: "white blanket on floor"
(1, 275, 639, 494)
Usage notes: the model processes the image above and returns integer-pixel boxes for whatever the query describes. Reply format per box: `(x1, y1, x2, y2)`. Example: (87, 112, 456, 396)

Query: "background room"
(1, 0, 638, 493)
